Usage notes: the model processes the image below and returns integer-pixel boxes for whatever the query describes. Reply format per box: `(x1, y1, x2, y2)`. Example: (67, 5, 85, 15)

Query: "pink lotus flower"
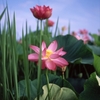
(28, 41, 69, 71)
(83, 35, 90, 44)
(47, 20, 54, 27)
(30, 5, 52, 20)
(72, 31, 82, 40)
(79, 29, 88, 34)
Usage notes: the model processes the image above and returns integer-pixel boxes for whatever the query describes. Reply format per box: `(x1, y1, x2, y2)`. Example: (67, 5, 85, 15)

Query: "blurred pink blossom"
(47, 20, 54, 27)
(72, 31, 82, 40)
(79, 29, 88, 34)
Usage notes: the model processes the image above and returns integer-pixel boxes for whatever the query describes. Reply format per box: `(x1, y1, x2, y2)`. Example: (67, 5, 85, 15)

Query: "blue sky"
(0, 0, 100, 39)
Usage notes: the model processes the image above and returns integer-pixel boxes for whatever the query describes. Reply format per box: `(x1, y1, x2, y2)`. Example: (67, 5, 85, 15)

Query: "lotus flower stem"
(37, 20, 42, 100)
(46, 69, 50, 100)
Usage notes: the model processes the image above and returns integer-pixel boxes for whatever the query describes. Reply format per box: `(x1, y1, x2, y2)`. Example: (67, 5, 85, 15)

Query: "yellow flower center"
(45, 49, 53, 58)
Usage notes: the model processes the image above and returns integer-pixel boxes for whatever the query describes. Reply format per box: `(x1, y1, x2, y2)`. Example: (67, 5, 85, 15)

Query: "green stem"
(65, 67, 69, 79)
(83, 65, 89, 78)
(45, 69, 50, 100)
(37, 20, 42, 100)
(2, 28, 7, 100)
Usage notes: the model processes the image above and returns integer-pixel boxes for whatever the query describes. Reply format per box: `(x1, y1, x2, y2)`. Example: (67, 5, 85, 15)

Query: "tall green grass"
(0, 7, 32, 100)
(0, 6, 53, 100)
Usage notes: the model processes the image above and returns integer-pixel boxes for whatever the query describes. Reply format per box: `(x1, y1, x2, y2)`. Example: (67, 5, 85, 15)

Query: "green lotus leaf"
(79, 72, 100, 100)
(87, 44, 100, 55)
(53, 34, 93, 65)
(35, 83, 78, 100)
(93, 54, 100, 76)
